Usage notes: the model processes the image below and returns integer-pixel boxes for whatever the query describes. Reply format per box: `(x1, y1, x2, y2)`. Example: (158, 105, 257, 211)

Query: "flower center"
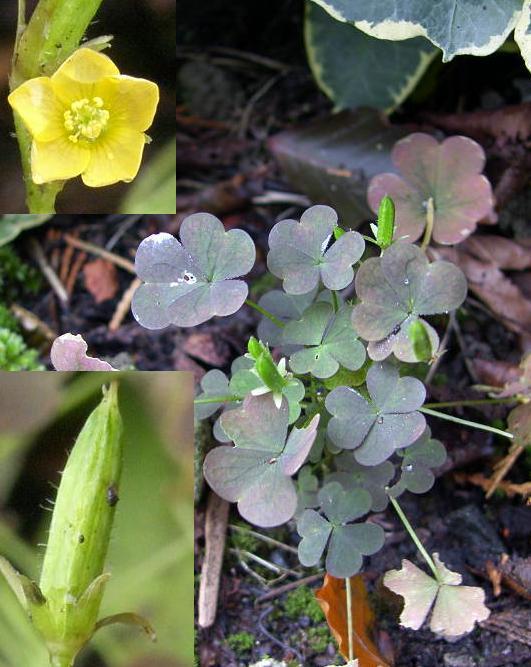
(64, 97, 109, 143)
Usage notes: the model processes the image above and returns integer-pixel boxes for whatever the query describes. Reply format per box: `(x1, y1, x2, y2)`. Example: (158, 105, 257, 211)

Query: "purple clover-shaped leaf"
(283, 303, 366, 379)
(325, 362, 426, 466)
(257, 287, 318, 348)
(50, 334, 117, 371)
(383, 553, 490, 638)
(267, 205, 365, 294)
(296, 465, 320, 513)
(297, 482, 384, 577)
(388, 426, 447, 497)
(352, 242, 467, 361)
(203, 395, 319, 527)
(132, 213, 256, 328)
(327, 451, 394, 511)
(368, 133, 495, 245)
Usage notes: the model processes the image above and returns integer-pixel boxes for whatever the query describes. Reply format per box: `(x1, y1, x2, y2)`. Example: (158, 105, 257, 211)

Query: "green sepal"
(375, 195, 395, 249)
(333, 226, 345, 240)
(95, 611, 157, 642)
(408, 320, 433, 362)
(0, 555, 46, 611)
(247, 336, 262, 360)
(247, 338, 288, 394)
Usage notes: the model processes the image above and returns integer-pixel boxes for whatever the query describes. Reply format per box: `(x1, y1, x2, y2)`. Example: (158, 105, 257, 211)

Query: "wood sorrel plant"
(8, 0, 159, 213)
(0, 382, 154, 667)
(131, 197, 510, 640)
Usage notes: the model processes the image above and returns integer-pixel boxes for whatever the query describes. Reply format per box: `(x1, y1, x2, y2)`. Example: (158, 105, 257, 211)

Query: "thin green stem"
(420, 197, 434, 251)
(424, 397, 517, 409)
(245, 299, 285, 328)
(194, 395, 239, 405)
(388, 495, 440, 582)
(331, 290, 339, 313)
(345, 577, 354, 661)
(361, 234, 380, 247)
(420, 407, 514, 439)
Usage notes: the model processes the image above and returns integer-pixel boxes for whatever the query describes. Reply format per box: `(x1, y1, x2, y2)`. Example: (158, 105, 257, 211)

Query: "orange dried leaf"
(315, 574, 391, 666)
(84, 258, 119, 303)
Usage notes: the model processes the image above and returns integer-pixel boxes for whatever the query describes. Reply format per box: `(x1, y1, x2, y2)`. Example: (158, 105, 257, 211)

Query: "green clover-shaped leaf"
(132, 213, 256, 328)
(257, 288, 318, 348)
(297, 482, 384, 577)
(352, 242, 467, 361)
(195, 369, 232, 421)
(267, 205, 365, 294)
(296, 465, 320, 513)
(325, 362, 426, 465)
(203, 395, 319, 527)
(327, 451, 394, 511)
(283, 303, 366, 379)
(389, 426, 447, 496)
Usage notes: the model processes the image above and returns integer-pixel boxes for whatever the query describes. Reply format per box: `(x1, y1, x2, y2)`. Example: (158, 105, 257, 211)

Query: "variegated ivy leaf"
(256, 287, 318, 348)
(283, 303, 366, 379)
(132, 213, 256, 328)
(383, 553, 490, 638)
(267, 205, 365, 294)
(325, 362, 426, 466)
(327, 451, 394, 511)
(297, 482, 384, 577)
(310, 1, 522, 62)
(351, 241, 467, 362)
(368, 133, 495, 244)
(203, 395, 320, 527)
(388, 426, 447, 496)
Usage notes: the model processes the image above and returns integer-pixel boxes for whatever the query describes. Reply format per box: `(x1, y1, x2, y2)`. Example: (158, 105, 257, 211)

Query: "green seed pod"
(376, 196, 395, 249)
(38, 381, 123, 665)
(408, 320, 433, 363)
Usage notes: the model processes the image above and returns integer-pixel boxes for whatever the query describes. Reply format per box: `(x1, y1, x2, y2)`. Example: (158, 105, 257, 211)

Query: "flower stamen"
(64, 97, 109, 143)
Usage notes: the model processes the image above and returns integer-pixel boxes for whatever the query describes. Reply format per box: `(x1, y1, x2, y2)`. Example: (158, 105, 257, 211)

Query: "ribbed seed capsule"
(38, 381, 123, 663)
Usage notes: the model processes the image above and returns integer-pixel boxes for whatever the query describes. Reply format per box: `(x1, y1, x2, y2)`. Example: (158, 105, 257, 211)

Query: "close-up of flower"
(8, 48, 159, 188)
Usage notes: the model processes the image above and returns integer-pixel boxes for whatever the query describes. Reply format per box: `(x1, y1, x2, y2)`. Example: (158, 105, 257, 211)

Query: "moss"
(306, 625, 331, 654)
(283, 585, 324, 624)
(230, 521, 260, 553)
(0, 304, 19, 332)
(0, 246, 42, 303)
(0, 329, 44, 370)
(226, 631, 255, 655)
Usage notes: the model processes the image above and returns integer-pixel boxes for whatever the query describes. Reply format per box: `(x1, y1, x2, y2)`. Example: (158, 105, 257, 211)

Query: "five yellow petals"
(8, 48, 159, 187)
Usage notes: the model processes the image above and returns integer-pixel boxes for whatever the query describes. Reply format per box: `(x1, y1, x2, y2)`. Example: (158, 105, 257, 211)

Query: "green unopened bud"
(255, 349, 286, 394)
(408, 319, 433, 362)
(375, 196, 395, 249)
(333, 226, 345, 240)
(247, 336, 262, 360)
(0, 381, 154, 667)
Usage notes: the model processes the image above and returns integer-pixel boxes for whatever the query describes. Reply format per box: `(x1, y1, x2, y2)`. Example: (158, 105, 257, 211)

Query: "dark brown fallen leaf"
(472, 358, 522, 390)
(183, 332, 231, 367)
(268, 108, 413, 227)
(83, 258, 119, 303)
(315, 574, 391, 666)
(463, 235, 531, 271)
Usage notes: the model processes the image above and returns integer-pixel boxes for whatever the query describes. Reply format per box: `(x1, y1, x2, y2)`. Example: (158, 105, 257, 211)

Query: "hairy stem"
(194, 395, 239, 405)
(424, 397, 517, 409)
(345, 577, 354, 661)
(388, 495, 440, 582)
(10, 0, 104, 212)
(420, 406, 514, 440)
(245, 299, 285, 328)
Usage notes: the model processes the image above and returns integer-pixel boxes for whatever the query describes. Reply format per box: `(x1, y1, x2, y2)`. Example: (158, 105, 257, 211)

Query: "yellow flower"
(8, 48, 159, 187)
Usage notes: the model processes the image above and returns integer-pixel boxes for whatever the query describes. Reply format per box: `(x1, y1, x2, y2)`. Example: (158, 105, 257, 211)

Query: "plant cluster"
(132, 201, 469, 586)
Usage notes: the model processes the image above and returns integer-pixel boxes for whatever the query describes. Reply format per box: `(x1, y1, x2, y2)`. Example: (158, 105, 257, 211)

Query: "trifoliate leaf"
(257, 288, 318, 348)
(352, 241, 467, 361)
(368, 133, 495, 245)
(296, 465, 320, 512)
(132, 214, 255, 328)
(388, 426, 447, 496)
(328, 451, 394, 511)
(383, 553, 490, 638)
(283, 303, 366, 379)
(203, 395, 319, 527)
(267, 205, 364, 294)
(325, 362, 426, 465)
(297, 482, 384, 577)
